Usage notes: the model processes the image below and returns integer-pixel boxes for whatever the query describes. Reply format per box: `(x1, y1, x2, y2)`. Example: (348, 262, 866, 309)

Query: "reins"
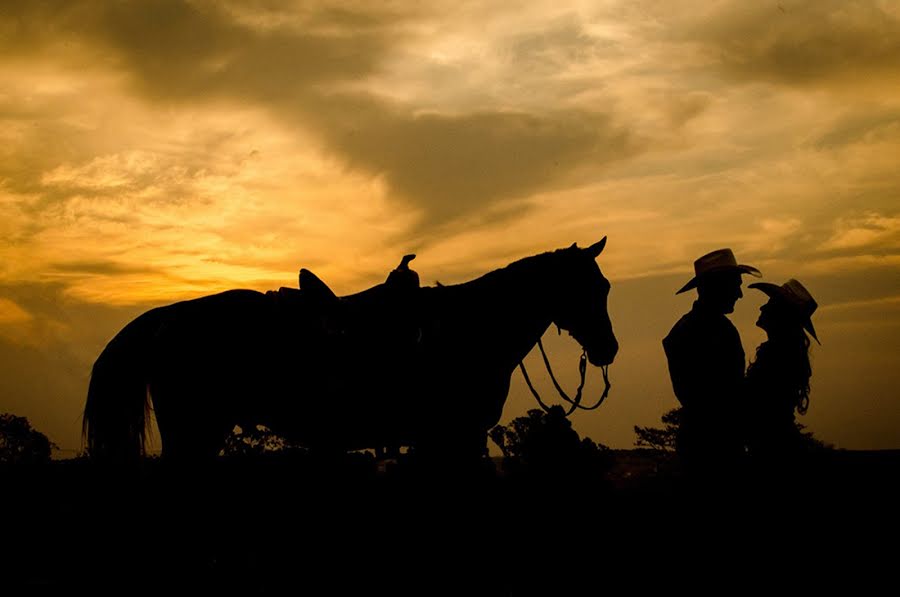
(518, 337, 611, 416)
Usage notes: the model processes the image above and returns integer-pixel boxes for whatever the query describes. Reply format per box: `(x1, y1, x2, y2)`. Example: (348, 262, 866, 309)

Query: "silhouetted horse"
(84, 238, 618, 462)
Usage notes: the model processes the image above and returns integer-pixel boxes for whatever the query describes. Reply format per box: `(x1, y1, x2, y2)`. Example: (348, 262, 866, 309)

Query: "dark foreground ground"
(2, 449, 898, 595)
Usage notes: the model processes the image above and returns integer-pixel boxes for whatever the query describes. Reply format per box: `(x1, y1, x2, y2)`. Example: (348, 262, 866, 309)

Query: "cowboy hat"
(676, 248, 761, 294)
(748, 278, 820, 344)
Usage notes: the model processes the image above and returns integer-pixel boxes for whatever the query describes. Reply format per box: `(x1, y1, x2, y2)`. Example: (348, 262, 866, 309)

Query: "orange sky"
(1, 0, 898, 456)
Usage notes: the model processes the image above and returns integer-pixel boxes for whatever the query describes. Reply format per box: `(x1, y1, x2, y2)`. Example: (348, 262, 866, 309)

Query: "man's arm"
(663, 331, 700, 409)
(664, 317, 742, 412)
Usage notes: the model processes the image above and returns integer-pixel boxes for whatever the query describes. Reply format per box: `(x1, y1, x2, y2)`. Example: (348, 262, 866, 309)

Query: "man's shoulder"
(663, 310, 695, 351)
(665, 308, 709, 336)
(664, 306, 739, 348)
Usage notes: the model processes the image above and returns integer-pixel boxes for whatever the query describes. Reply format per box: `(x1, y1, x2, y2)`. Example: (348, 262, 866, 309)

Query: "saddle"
(270, 255, 424, 346)
(298, 268, 339, 303)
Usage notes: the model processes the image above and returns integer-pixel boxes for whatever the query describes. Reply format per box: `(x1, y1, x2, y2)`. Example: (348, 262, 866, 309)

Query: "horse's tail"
(83, 309, 163, 462)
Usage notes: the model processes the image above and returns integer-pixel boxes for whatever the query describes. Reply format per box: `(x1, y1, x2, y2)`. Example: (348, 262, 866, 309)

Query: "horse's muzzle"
(586, 339, 618, 367)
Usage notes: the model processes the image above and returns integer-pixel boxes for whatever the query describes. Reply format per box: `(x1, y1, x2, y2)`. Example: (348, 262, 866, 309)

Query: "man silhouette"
(663, 249, 761, 479)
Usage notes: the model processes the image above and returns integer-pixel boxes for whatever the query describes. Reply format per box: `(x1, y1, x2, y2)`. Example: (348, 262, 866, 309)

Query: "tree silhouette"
(633, 408, 681, 452)
(489, 406, 612, 482)
(633, 406, 833, 452)
(220, 424, 304, 457)
(794, 422, 834, 452)
(0, 413, 57, 465)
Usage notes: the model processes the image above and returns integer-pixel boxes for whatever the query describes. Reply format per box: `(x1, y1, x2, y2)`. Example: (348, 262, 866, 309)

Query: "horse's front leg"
(409, 408, 496, 480)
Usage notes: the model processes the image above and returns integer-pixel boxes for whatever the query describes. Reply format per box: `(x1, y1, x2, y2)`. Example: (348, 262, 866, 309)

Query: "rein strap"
(518, 338, 611, 416)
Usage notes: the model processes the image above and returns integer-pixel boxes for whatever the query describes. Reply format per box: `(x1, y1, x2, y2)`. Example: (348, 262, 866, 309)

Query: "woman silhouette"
(744, 279, 820, 466)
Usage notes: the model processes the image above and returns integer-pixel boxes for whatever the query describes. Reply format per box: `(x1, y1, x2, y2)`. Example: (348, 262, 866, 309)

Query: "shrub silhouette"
(0, 413, 57, 465)
(220, 424, 303, 457)
(490, 406, 612, 482)
(633, 408, 681, 452)
(633, 406, 833, 453)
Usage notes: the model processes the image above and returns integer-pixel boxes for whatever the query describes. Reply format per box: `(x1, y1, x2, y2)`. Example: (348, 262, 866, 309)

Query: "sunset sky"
(1, 0, 898, 456)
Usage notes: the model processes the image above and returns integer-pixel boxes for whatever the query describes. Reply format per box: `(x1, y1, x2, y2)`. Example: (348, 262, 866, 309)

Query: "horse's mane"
(414, 247, 576, 318)
(425, 247, 572, 293)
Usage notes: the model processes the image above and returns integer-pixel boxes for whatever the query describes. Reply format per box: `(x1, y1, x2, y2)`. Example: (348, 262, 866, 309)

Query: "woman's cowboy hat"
(749, 278, 820, 344)
(676, 248, 761, 294)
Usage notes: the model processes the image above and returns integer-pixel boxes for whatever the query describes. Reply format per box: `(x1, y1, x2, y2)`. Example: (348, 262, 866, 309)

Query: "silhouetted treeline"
(0, 413, 56, 465)
(3, 443, 898, 592)
(2, 407, 898, 593)
(634, 406, 833, 453)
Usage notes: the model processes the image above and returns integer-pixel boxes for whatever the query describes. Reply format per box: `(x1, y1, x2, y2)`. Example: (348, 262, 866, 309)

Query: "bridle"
(518, 335, 611, 417)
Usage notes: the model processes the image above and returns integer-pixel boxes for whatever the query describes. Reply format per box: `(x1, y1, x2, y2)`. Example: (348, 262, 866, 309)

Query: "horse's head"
(550, 237, 618, 367)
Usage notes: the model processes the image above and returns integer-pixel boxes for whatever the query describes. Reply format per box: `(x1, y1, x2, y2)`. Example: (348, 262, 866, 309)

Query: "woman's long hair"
(747, 328, 812, 415)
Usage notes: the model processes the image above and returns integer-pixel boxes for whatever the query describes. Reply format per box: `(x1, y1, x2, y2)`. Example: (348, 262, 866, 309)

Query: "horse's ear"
(569, 242, 578, 249)
(586, 236, 607, 258)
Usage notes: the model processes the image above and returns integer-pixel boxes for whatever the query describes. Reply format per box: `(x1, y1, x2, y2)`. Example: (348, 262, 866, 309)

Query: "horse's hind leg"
(159, 418, 229, 461)
(151, 384, 230, 462)
(412, 424, 492, 480)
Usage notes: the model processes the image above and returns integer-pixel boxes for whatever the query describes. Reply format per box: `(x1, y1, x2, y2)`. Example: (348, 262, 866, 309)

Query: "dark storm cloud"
(679, 1, 900, 86)
(300, 93, 635, 227)
(0, 1, 636, 230)
(0, 0, 394, 98)
(814, 109, 900, 149)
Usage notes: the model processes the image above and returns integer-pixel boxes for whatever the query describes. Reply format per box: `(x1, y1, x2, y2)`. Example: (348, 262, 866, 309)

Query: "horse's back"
(150, 289, 305, 368)
(164, 288, 270, 320)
